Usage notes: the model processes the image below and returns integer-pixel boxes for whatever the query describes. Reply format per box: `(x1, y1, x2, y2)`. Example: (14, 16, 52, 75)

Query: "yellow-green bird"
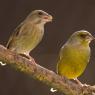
(57, 30, 94, 84)
(6, 10, 52, 59)
(51, 30, 94, 92)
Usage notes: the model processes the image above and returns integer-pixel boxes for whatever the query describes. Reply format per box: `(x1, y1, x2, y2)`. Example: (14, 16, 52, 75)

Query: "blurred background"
(0, 0, 95, 95)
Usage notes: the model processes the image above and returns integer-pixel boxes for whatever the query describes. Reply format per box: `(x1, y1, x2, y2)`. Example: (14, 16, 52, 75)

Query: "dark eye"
(79, 34, 87, 38)
(38, 12, 43, 15)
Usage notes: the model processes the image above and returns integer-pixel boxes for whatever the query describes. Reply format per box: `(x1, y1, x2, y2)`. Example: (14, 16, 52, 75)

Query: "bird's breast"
(57, 45, 90, 79)
(23, 25, 44, 50)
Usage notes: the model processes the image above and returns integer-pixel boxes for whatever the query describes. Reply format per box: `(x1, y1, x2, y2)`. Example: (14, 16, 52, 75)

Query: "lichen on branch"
(0, 45, 95, 95)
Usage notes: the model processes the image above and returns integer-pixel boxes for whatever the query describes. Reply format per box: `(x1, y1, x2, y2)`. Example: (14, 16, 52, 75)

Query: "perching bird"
(57, 30, 94, 83)
(6, 10, 52, 60)
(50, 30, 94, 92)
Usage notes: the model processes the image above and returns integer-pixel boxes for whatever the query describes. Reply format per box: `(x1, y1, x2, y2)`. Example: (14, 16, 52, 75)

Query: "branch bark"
(0, 45, 95, 95)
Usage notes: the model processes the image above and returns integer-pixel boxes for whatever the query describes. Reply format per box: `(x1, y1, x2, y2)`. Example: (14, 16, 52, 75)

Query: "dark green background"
(0, 0, 95, 95)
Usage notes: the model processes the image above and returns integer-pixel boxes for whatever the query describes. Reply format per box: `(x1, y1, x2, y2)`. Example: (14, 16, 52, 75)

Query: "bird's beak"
(92, 36, 95, 40)
(48, 15, 53, 21)
(90, 35, 95, 41)
(43, 15, 53, 22)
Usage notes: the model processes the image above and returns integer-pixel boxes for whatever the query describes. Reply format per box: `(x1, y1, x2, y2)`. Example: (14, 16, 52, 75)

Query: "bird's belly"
(57, 48, 90, 79)
(58, 61, 87, 79)
(15, 30, 44, 54)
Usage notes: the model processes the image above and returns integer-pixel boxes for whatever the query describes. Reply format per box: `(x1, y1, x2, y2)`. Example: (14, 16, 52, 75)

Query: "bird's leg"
(74, 78, 89, 88)
(19, 53, 36, 64)
(74, 78, 89, 87)
(74, 78, 84, 86)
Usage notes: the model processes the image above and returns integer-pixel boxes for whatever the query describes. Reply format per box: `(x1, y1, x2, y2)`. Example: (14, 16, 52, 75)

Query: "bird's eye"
(38, 12, 43, 15)
(79, 34, 87, 38)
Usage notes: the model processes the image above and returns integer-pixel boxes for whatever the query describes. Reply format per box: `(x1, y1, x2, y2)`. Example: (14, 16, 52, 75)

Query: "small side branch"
(0, 45, 95, 95)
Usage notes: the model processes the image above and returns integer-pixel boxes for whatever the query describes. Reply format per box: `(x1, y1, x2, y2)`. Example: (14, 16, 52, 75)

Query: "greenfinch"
(51, 30, 94, 92)
(6, 10, 52, 59)
(57, 30, 94, 84)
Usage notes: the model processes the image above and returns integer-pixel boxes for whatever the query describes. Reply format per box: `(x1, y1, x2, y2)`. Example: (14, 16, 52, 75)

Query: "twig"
(0, 45, 95, 95)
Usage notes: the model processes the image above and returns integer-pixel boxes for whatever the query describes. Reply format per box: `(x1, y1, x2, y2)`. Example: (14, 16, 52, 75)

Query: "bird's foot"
(74, 78, 89, 87)
(28, 55, 36, 64)
(74, 78, 84, 86)
(19, 54, 36, 64)
(83, 83, 89, 87)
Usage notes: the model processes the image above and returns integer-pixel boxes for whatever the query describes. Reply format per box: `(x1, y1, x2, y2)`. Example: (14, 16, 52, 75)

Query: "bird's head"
(26, 10, 53, 24)
(68, 30, 95, 46)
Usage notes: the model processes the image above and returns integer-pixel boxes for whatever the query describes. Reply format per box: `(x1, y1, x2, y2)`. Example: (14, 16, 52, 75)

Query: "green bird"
(51, 30, 94, 92)
(6, 10, 52, 59)
(57, 30, 94, 84)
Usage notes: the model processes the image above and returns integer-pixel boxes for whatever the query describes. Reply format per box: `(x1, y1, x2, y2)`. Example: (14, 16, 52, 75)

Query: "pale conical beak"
(48, 15, 53, 21)
(43, 15, 53, 22)
(86, 34, 95, 41)
(91, 35, 95, 40)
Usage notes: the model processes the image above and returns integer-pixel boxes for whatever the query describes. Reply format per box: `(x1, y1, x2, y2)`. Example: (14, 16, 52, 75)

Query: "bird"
(57, 30, 94, 84)
(50, 30, 94, 92)
(6, 10, 52, 60)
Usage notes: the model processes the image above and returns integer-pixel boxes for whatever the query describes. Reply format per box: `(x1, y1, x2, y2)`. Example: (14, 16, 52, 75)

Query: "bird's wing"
(56, 46, 64, 74)
(56, 46, 64, 70)
(6, 22, 24, 48)
(59, 46, 64, 60)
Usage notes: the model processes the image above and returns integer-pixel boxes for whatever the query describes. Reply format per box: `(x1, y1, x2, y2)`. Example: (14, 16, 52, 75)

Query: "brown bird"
(6, 10, 52, 60)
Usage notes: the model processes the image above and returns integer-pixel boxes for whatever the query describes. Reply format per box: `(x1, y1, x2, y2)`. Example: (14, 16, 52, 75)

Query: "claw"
(19, 53, 36, 64)
(74, 78, 89, 87)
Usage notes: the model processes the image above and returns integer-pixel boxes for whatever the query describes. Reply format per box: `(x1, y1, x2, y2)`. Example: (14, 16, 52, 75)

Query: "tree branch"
(0, 45, 95, 95)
